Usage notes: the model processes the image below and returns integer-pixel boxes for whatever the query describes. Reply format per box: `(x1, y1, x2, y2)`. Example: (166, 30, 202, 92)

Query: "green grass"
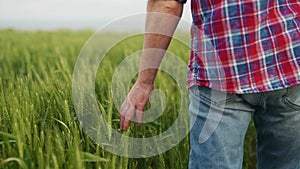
(0, 29, 257, 169)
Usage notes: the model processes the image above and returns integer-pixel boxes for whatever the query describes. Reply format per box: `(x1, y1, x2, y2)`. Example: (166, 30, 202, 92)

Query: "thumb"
(136, 110, 143, 126)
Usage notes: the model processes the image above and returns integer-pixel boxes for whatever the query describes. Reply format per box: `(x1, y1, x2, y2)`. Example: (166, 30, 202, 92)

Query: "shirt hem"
(187, 80, 300, 94)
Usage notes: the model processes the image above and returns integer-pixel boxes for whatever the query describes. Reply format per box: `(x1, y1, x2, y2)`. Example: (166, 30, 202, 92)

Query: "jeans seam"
(257, 93, 265, 108)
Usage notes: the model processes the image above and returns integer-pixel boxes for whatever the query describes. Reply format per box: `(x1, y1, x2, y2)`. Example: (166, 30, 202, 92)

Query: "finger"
(120, 114, 124, 130)
(136, 110, 143, 126)
(120, 99, 130, 130)
(122, 105, 135, 130)
(120, 98, 130, 116)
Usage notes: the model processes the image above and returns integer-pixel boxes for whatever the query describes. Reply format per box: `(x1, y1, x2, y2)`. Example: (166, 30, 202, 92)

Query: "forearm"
(138, 0, 183, 85)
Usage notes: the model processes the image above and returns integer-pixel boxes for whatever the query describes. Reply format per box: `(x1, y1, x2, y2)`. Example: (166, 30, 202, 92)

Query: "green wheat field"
(0, 29, 257, 169)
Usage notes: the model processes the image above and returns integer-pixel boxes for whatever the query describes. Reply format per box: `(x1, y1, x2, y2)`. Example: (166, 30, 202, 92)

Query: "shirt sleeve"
(176, 0, 187, 4)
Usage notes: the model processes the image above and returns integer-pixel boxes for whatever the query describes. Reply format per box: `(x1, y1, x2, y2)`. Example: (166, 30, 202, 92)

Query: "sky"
(0, 0, 192, 30)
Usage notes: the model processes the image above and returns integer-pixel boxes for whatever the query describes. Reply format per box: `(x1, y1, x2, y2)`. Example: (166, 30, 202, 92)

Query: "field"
(0, 29, 257, 169)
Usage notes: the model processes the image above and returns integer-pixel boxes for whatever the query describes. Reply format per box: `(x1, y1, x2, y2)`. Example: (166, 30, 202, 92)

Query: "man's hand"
(119, 0, 183, 131)
(120, 80, 154, 130)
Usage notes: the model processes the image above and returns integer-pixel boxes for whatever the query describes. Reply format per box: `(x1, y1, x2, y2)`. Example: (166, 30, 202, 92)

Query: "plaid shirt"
(178, 0, 300, 93)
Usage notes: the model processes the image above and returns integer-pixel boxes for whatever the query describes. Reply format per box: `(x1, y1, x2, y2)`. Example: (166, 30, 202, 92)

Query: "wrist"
(137, 69, 157, 86)
(136, 78, 154, 89)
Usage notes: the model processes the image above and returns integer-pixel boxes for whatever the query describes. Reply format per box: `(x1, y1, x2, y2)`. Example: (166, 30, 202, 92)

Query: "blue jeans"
(189, 85, 300, 169)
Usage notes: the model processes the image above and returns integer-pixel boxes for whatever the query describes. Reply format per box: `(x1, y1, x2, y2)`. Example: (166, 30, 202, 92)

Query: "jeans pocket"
(283, 84, 300, 110)
(190, 85, 237, 106)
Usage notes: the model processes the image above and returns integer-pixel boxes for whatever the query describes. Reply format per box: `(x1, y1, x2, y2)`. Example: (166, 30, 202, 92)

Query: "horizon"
(0, 0, 192, 31)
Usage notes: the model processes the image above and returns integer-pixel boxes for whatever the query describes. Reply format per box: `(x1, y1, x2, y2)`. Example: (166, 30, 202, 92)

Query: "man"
(120, 0, 300, 168)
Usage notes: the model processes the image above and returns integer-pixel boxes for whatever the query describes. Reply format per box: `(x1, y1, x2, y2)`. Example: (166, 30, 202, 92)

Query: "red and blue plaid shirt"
(178, 0, 300, 93)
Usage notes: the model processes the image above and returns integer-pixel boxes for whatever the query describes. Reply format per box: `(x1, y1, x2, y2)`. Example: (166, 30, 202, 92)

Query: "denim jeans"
(189, 85, 300, 169)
